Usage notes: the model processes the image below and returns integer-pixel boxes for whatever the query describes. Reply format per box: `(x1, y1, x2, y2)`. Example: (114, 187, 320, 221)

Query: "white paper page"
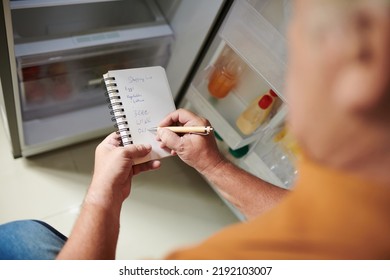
(107, 66, 176, 164)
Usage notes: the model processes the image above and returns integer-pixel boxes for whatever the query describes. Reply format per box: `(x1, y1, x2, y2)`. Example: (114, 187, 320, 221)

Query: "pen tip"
(147, 127, 158, 134)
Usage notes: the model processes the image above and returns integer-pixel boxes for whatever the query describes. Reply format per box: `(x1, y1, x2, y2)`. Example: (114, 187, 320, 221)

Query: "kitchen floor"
(0, 120, 239, 259)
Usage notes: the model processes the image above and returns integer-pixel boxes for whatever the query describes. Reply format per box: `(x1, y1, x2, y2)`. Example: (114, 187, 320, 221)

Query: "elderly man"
(2, 0, 388, 260)
(56, 0, 390, 259)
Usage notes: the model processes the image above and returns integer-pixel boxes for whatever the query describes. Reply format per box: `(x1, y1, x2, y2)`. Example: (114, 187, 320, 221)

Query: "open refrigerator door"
(180, 0, 296, 220)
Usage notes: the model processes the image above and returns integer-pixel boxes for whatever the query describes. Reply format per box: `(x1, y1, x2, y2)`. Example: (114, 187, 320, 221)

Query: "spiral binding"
(103, 75, 133, 145)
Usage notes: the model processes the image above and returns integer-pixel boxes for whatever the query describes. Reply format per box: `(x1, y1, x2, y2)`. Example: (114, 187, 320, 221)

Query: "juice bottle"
(208, 50, 243, 99)
(236, 89, 277, 135)
(274, 124, 302, 160)
(226, 145, 249, 165)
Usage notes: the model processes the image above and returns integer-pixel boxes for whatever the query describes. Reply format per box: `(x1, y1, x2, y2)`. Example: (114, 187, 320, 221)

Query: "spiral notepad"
(103, 66, 176, 164)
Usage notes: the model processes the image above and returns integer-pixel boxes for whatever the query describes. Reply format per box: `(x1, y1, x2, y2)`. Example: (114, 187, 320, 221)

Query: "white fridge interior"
(180, 0, 297, 220)
(1, 0, 225, 157)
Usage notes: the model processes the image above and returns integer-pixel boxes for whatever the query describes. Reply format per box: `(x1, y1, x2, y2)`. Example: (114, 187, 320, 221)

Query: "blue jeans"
(0, 220, 67, 260)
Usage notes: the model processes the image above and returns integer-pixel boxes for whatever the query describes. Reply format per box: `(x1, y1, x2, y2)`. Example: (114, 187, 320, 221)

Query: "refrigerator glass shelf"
(219, 0, 288, 102)
(11, 0, 165, 46)
(14, 24, 173, 59)
(11, 0, 162, 43)
(243, 152, 286, 188)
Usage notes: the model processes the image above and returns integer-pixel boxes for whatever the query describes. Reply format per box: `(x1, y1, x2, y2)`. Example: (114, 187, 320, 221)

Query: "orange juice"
(208, 51, 243, 99)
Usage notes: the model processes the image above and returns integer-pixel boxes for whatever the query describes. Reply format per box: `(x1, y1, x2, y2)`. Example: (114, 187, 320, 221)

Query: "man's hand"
(87, 132, 161, 209)
(156, 109, 225, 175)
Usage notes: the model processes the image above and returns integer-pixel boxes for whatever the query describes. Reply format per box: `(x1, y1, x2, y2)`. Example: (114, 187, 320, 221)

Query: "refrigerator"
(0, 0, 228, 157)
(0, 0, 297, 220)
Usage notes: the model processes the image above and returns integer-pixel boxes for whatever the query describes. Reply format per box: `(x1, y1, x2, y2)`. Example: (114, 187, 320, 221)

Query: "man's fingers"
(156, 128, 181, 152)
(133, 160, 161, 175)
(123, 144, 152, 158)
(101, 132, 122, 146)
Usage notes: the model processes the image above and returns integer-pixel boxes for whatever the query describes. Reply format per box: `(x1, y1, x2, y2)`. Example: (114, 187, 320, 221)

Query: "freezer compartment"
(11, 0, 163, 42)
(18, 36, 172, 121)
(219, 0, 290, 100)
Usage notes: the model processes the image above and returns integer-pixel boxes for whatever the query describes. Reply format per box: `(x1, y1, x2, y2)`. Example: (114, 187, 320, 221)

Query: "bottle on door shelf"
(207, 48, 244, 99)
(236, 89, 278, 135)
(228, 145, 249, 159)
(224, 145, 249, 166)
(214, 131, 249, 164)
(273, 124, 302, 161)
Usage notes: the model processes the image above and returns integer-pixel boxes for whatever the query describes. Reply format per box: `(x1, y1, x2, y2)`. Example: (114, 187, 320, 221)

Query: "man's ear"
(333, 5, 389, 113)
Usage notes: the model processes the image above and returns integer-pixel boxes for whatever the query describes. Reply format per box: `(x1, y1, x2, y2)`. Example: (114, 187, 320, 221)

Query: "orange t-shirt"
(166, 158, 390, 259)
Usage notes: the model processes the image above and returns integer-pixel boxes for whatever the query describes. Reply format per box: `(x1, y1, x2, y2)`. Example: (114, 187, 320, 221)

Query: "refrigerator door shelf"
(187, 83, 262, 150)
(187, 73, 288, 150)
(244, 145, 295, 189)
(248, 124, 299, 189)
(204, 41, 272, 106)
(219, 0, 289, 101)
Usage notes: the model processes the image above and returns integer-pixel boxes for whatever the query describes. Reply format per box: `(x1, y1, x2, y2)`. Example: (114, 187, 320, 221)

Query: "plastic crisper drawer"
(219, 0, 289, 101)
(18, 37, 172, 120)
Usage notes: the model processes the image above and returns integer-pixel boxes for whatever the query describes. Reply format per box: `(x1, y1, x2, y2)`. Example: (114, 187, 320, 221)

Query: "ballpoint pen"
(148, 126, 214, 135)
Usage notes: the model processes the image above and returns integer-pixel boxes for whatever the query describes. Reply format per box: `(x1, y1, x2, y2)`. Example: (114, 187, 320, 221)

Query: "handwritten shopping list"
(109, 66, 176, 163)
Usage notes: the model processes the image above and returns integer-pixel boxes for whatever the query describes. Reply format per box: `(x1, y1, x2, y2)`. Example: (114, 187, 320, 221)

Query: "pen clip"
(191, 131, 211, 136)
(188, 126, 213, 135)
